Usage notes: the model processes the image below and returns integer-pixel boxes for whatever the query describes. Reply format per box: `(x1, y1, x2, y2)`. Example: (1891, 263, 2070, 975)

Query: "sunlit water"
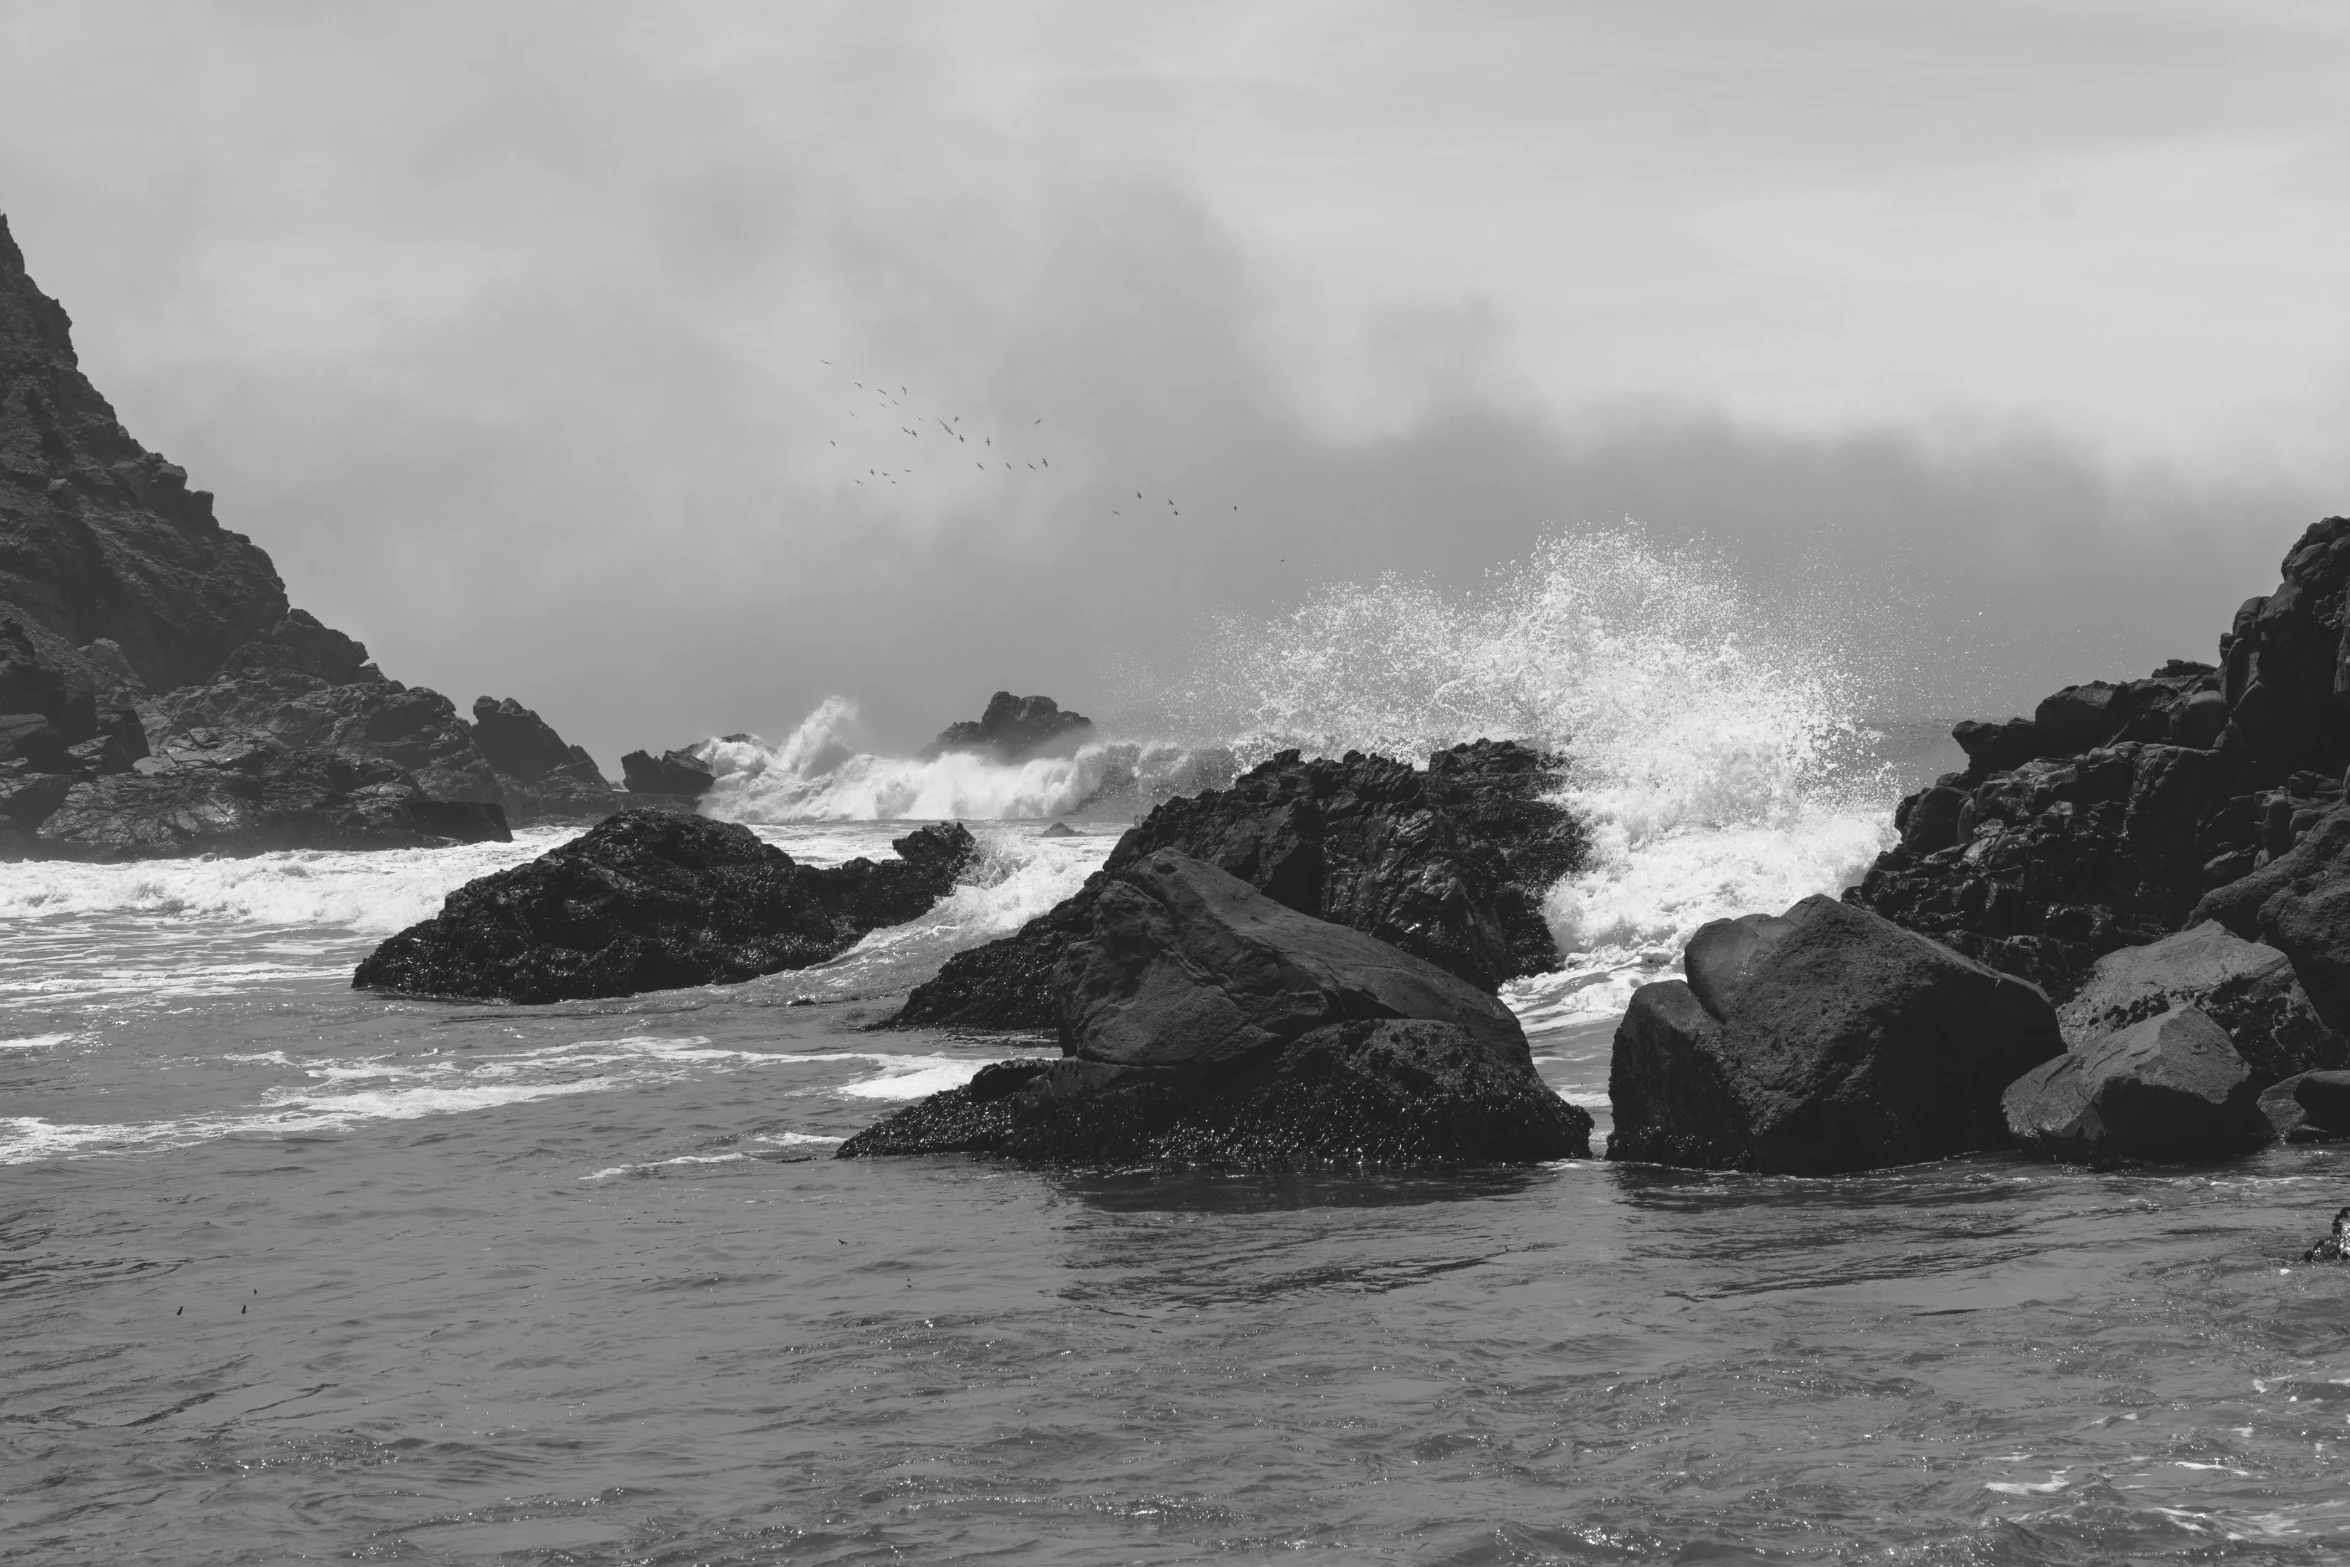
(7, 816, 2350, 1565)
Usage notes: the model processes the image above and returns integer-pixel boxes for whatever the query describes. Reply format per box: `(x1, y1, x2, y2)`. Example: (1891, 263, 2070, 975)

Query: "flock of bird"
(819, 362, 1242, 522)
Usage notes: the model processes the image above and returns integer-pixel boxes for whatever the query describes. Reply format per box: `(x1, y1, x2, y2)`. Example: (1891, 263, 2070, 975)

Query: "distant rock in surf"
(0, 214, 607, 851)
(1852, 518, 2350, 1002)
(1607, 895, 2062, 1175)
(352, 808, 977, 1003)
(919, 692, 1094, 764)
(895, 739, 1582, 1030)
(840, 852, 1589, 1167)
(24, 731, 510, 860)
(470, 696, 637, 821)
(1038, 821, 1076, 837)
(621, 746, 716, 797)
(2304, 1206, 2350, 1262)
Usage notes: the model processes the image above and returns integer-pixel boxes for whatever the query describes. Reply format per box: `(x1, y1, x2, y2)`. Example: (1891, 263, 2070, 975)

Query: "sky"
(2, 1, 2347, 763)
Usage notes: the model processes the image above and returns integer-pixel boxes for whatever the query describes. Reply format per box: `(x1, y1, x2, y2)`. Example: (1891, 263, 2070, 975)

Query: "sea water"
(10, 534, 2350, 1563)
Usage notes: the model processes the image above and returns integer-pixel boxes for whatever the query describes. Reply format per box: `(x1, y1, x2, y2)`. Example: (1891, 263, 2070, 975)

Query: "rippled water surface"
(8, 823, 2350, 1564)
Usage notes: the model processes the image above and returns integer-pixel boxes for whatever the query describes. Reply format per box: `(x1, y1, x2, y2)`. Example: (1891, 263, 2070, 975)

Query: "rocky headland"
(0, 213, 645, 859)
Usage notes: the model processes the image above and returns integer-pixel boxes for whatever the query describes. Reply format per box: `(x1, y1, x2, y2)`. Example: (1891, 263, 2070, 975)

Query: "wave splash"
(1172, 526, 1901, 1024)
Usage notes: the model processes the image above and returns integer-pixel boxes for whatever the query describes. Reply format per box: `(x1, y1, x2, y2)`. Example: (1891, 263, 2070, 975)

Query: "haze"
(2, 1, 2345, 763)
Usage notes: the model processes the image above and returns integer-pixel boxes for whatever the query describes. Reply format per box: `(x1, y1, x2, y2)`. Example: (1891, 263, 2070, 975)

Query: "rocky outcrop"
(2002, 1008, 2267, 1167)
(352, 809, 977, 1003)
(2304, 1207, 2350, 1262)
(896, 740, 1581, 1029)
(840, 852, 1589, 1166)
(1852, 517, 2350, 1000)
(1606, 895, 2063, 1175)
(621, 746, 715, 797)
(0, 213, 618, 852)
(920, 691, 1093, 763)
(2055, 923, 2346, 1085)
(468, 696, 635, 821)
(2260, 1070, 2350, 1143)
(22, 730, 508, 860)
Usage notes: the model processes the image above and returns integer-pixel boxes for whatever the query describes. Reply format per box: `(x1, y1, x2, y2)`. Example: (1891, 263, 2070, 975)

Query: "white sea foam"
(0, 830, 570, 936)
(0, 1031, 74, 1050)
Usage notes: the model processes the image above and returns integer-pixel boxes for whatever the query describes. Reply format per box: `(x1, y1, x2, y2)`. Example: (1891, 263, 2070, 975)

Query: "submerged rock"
(896, 739, 1581, 1029)
(353, 809, 976, 1003)
(920, 691, 1093, 763)
(842, 853, 1588, 1166)
(1606, 895, 2062, 1175)
(2305, 1207, 2350, 1262)
(2003, 1007, 2266, 1167)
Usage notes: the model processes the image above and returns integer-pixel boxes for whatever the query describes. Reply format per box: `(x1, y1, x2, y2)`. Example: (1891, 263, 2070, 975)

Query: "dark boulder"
(621, 746, 715, 797)
(920, 691, 1094, 763)
(842, 853, 1588, 1167)
(2002, 1007, 2266, 1166)
(2260, 1071, 2350, 1144)
(2055, 922, 2346, 1085)
(2192, 806, 2350, 1036)
(896, 739, 1581, 1029)
(1952, 716, 2042, 777)
(0, 712, 69, 771)
(1606, 894, 2062, 1175)
(25, 736, 510, 861)
(352, 810, 977, 1003)
(470, 695, 603, 788)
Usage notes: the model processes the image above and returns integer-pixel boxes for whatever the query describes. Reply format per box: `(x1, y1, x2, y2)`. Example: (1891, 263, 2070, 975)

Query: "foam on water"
(0, 830, 569, 935)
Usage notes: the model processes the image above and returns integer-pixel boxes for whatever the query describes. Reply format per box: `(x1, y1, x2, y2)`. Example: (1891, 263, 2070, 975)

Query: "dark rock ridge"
(353, 809, 977, 1003)
(471, 696, 636, 821)
(920, 691, 1094, 763)
(2001, 1007, 2267, 1167)
(897, 739, 1582, 1030)
(1851, 516, 2350, 1000)
(1606, 895, 2064, 1175)
(840, 852, 1589, 1167)
(0, 213, 616, 852)
(621, 745, 716, 797)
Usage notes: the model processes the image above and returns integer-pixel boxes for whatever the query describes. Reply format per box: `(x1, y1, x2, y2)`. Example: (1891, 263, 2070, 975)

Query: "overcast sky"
(3, 2, 2346, 761)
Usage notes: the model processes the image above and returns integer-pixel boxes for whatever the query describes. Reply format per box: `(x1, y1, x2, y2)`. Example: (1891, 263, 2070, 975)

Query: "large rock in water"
(1606, 895, 2063, 1175)
(920, 691, 1093, 763)
(621, 746, 715, 797)
(2001, 1008, 2266, 1166)
(1850, 516, 2350, 1000)
(2260, 1070, 2350, 1144)
(841, 853, 1589, 1166)
(352, 809, 977, 1003)
(2055, 922, 2346, 1085)
(896, 740, 1581, 1028)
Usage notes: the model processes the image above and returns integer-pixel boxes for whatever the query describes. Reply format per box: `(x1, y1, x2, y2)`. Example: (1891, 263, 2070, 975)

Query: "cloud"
(0, 2, 2335, 765)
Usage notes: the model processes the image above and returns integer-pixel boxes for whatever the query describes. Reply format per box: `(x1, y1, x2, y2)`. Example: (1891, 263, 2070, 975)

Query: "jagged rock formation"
(896, 740, 1582, 1030)
(471, 696, 634, 820)
(1851, 517, 2350, 999)
(0, 213, 614, 848)
(840, 853, 1589, 1167)
(919, 691, 1094, 763)
(353, 809, 977, 1003)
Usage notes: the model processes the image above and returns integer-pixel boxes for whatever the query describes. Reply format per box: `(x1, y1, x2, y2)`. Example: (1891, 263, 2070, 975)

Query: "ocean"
(11, 538, 2350, 1563)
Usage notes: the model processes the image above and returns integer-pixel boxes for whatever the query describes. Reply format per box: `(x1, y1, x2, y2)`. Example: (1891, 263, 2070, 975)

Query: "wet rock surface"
(1851, 517, 2350, 1000)
(2002, 1007, 2267, 1167)
(896, 739, 1582, 1029)
(352, 810, 977, 1004)
(843, 853, 1589, 1167)
(1606, 895, 2063, 1175)
(621, 746, 716, 797)
(2260, 1070, 2350, 1144)
(2055, 922, 2347, 1086)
